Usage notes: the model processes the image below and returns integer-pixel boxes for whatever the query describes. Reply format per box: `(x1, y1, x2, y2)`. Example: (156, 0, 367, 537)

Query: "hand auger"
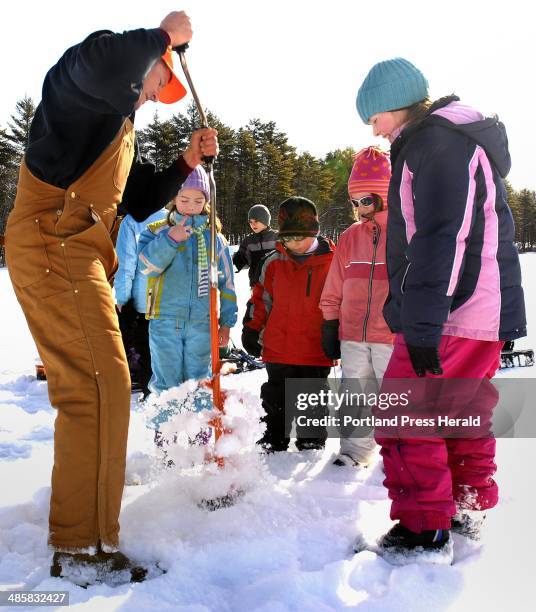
(173, 43, 225, 451)
(173, 43, 214, 164)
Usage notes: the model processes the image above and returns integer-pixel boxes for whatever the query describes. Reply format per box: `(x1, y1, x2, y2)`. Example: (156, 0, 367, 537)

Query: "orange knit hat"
(347, 146, 391, 210)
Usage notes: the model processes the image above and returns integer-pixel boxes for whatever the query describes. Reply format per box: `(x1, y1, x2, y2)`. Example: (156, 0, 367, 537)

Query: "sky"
(1, 0, 534, 190)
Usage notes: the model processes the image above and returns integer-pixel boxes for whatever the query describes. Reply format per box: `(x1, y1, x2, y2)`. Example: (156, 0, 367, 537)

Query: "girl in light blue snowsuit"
(138, 167, 237, 417)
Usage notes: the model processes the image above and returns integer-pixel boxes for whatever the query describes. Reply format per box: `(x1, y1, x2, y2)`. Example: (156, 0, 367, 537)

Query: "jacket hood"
(393, 95, 511, 178)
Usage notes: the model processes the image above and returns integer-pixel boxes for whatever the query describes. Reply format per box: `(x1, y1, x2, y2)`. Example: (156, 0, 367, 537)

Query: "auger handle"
(172, 43, 214, 165)
(172, 42, 189, 54)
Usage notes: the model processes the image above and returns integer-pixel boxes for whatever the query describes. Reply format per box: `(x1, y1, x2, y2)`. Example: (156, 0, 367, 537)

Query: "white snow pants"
(339, 341, 394, 465)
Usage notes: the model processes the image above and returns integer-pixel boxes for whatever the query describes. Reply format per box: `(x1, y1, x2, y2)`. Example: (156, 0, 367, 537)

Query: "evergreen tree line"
(135, 101, 354, 241)
(1, 96, 536, 258)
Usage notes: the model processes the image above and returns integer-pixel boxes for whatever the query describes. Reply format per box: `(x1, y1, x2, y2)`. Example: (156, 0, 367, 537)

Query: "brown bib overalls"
(5, 119, 135, 551)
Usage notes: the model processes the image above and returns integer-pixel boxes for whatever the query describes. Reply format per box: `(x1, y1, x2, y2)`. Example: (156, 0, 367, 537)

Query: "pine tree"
(0, 127, 20, 238)
(291, 152, 335, 222)
(137, 112, 177, 170)
(169, 112, 194, 155)
(232, 128, 259, 236)
(517, 189, 536, 251)
(244, 119, 296, 227)
(257, 141, 294, 210)
(7, 95, 36, 156)
(206, 111, 236, 233)
(505, 180, 521, 245)
(324, 148, 356, 230)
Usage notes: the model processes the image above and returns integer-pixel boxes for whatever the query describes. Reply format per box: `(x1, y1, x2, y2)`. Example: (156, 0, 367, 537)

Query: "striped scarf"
(190, 220, 209, 297)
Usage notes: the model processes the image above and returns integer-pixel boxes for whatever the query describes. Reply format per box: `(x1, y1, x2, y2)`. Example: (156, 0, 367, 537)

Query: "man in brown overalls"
(5, 10, 218, 584)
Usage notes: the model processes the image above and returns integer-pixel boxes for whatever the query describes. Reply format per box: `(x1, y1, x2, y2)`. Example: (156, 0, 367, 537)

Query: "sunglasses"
(280, 235, 308, 244)
(350, 194, 383, 208)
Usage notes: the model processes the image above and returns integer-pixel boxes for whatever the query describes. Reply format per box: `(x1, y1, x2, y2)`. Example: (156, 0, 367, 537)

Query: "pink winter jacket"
(320, 211, 394, 344)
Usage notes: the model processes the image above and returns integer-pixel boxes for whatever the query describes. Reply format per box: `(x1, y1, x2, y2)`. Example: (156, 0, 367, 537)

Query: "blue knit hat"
(356, 58, 429, 124)
(180, 165, 210, 201)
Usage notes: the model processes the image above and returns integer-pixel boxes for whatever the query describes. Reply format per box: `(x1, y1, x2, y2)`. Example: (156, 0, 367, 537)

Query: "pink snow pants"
(377, 334, 503, 533)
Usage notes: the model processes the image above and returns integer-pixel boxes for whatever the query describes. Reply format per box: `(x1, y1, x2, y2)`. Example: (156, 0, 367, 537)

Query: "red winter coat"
(246, 238, 335, 366)
(320, 211, 394, 344)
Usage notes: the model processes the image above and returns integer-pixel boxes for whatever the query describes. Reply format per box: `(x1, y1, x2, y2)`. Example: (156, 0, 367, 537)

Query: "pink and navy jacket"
(320, 212, 394, 344)
(385, 96, 526, 348)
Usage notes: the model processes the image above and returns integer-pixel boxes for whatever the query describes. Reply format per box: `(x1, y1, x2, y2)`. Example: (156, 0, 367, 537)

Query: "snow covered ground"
(0, 255, 534, 611)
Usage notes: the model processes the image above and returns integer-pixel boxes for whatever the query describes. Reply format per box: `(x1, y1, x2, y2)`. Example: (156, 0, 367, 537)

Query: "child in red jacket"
(242, 197, 335, 452)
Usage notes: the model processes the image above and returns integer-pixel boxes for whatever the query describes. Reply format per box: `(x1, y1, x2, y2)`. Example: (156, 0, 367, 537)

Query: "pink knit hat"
(347, 146, 391, 210)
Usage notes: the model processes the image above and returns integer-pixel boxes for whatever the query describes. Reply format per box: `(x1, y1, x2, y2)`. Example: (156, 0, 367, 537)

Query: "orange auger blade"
(210, 282, 225, 439)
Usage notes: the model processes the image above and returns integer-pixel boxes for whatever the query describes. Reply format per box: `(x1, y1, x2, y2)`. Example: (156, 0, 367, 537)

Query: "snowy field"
(0, 254, 535, 611)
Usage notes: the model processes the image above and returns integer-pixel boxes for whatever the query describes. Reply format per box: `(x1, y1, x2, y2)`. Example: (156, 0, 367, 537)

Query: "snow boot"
(258, 440, 289, 453)
(296, 438, 325, 451)
(332, 453, 365, 468)
(50, 549, 148, 586)
(451, 510, 486, 540)
(256, 435, 289, 453)
(354, 523, 453, 565)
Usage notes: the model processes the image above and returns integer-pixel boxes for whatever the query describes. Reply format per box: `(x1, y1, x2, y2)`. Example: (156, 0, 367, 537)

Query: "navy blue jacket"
(385, 96, 526, 348)
(25, 28, 190, 222)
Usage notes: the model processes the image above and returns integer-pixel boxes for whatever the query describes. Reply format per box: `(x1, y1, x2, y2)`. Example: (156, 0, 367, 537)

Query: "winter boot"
(451, 510, 486, 540)
(296, 438, 325, 451)
(258, 440, 289, 453)
(50, 549, 148, 586)
(332, 453, 365, 468)
(354, 523, 453, 565)
(256, 434, 289, 453)
(379, 523, 450, 550)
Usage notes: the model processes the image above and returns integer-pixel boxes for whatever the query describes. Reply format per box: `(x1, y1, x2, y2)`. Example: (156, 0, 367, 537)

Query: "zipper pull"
(306, 267, 313, 296)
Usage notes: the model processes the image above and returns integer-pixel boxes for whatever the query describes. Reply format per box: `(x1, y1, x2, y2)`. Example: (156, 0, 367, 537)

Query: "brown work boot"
(50, 549, 147, 586)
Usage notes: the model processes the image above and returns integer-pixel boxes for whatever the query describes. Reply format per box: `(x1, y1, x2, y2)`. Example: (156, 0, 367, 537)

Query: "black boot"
(354, 522, 453, 565)
(379, 523, 453, 565)
(332, 453, 363, 467)
(50, 549, 148, 586)
(256, 435, 289, 453)
(379, 523, 451, 550)
(295, 438, 325, 451)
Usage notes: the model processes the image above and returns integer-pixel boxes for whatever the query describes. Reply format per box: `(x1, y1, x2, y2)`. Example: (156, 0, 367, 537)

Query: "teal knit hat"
(356, 58, 429, 124)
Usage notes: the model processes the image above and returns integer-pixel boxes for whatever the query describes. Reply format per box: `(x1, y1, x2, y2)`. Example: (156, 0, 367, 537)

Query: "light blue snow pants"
(149, 317, 211, 397)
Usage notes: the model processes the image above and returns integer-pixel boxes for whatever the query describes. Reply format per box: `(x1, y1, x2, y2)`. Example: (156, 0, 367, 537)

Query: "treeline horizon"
(1, 96, 535, 250)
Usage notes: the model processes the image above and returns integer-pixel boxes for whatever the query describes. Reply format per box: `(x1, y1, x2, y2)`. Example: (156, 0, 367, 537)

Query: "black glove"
(321, 319, 341, 360)
(117, 298, 138, 330)
(406, 344, 443, 377)
(242, 326, 262, 358)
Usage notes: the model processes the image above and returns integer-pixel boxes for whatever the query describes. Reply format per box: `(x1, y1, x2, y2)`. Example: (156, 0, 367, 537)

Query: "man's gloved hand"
(321, 319, 341, 360)
(242, 326, 262, 358)
(406, 344, 443, 377)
